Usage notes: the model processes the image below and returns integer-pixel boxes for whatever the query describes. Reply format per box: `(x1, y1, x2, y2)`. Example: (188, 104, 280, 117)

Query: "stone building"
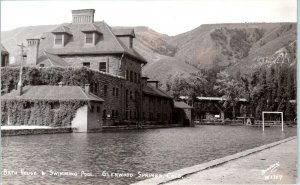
(142, 79, 174, 125)
(1, 9, 176, 129)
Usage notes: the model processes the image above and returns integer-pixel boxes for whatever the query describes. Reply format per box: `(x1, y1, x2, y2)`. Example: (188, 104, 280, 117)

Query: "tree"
(214, 71, 244, 119)
(166, 72, 207, 104)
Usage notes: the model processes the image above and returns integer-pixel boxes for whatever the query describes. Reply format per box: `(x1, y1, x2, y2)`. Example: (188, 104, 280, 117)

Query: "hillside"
(1, 22, 296, 86)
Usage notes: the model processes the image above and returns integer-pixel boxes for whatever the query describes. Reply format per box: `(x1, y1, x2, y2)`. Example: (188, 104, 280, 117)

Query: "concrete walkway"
(133, 137, 297, 185)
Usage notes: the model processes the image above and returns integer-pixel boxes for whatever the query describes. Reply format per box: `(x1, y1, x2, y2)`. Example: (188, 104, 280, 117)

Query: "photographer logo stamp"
(261, 162, 283, 181)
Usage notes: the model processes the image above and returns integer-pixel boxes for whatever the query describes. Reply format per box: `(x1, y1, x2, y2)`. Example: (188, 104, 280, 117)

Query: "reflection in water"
(2, 126, 296, 185)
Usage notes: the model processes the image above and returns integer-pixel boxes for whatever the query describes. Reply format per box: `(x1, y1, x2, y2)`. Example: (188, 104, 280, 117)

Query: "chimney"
(147, 80, 159, 89)
(84, 84, 90, 94)
(141, 76, 149, 87)
(26, 39, 40, 65)
(72, 9, 95, 24)
(58, 81, 64, 87)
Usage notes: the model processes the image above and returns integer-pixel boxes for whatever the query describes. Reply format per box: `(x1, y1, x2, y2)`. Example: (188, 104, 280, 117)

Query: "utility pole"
(17, 43, 25, 96)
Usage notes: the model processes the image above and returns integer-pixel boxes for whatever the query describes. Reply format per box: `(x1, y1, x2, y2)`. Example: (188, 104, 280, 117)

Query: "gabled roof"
(1, 86, 104, 102)
(37, 51, 71, 67)
(37, 21, 146, 63)
(51, 25, 73, 35)
(143, 84, 172, 99)
(112, 27, 135, 37)
(174, 101, 193, 109)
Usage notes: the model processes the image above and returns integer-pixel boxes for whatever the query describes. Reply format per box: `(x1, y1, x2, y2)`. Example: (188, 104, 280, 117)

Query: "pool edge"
(131, 136, 297, 185)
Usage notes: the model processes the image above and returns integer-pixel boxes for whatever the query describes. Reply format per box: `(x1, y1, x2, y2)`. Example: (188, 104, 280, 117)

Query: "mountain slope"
(1, 22, 296, 86)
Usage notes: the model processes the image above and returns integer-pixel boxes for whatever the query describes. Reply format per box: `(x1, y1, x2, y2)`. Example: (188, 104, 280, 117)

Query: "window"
(40, 64, 45, 67)
(104, 85, 107, 96)
(134, 73, 137, 83)
(126, 90, 128, 108)
(112, 87, 115, 96)
(116, 110, 119, 118)
(90, 82, 94, 93)
(85, 33, 93, 44)
(129, 111, 132, 120)
(97, 106, 100, 113)
(94, 83, 98, 93)
(50, 102, 60, 109)
(112, 110, 115, 118)
(130, 71, 133, 82)
(99, 62, 106, 72)
(91, 105, 94, 113)
(129, 38, 133, 48)
(134, 111, 136, 119)
(103, 109, 107, 119)
(130, 91, 133, 100)
(83, 62, 90, 68)
(116, 88, 119, 97)
(137, 74, 140, 83)
(126, 70, 129, 80)
(55, 34, 63, 45)
(23, 102, 34, 109)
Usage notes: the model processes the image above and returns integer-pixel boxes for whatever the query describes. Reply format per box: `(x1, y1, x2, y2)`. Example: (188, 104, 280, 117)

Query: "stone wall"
(122, 56, 143, 121)
(62, 54, 144, 124)
(63, 55, 123, 77)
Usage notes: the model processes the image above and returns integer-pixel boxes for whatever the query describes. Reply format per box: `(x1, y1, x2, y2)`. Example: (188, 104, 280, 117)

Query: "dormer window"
(55, 34, 63, 45)
(85, 33, 94, 44)
(51, 25, 73, 47)
(129, 37, 133, 48)
(82, 25, 102, 46)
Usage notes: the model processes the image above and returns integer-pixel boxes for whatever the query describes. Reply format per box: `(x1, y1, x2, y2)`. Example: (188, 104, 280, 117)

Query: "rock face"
(1, 22, 296, 85)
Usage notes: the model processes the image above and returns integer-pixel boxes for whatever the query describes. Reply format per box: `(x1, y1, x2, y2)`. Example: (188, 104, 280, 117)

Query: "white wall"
(72, 105, 88, 132)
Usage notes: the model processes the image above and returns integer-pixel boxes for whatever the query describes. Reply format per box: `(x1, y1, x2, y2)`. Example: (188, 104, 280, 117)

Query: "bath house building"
(1, 9, 179, 130)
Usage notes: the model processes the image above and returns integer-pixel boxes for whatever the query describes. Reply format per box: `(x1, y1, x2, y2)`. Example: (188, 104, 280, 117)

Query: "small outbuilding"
(1, 84, 104, 132)
(174, 101, 194, 126)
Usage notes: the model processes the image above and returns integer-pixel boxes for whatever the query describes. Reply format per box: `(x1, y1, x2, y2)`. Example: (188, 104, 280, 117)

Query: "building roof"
(1, 85, 104, 102)
(51, 25, 73, 35)
(112, 27, 135, 37)
(37, 51, 71, 67)
(81, 24, 102, 34)
(37, 21, 146, 64)
(1, 44, 9, 55)
(143, 84, 172, 99)
(196, 97, 247, 102)
(174, 101, 193, 109)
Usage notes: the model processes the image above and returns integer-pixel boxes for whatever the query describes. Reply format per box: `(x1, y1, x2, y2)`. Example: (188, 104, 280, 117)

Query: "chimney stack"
(147, 80, 159, 89)
(26, 39, 40, 65)
(84, 84, 90, 94)
(141, 76, 149, 87)
(72, 9, 95, 24)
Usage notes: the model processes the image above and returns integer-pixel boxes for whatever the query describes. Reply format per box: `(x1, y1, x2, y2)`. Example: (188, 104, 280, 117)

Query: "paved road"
(166, 138, 297, 185)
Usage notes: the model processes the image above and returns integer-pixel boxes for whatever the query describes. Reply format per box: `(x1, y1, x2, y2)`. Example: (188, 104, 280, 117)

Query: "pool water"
(1, 125, 297, 185)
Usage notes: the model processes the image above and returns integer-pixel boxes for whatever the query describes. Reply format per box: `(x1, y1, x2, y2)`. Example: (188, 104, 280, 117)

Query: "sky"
(1, 0, 297, 36)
